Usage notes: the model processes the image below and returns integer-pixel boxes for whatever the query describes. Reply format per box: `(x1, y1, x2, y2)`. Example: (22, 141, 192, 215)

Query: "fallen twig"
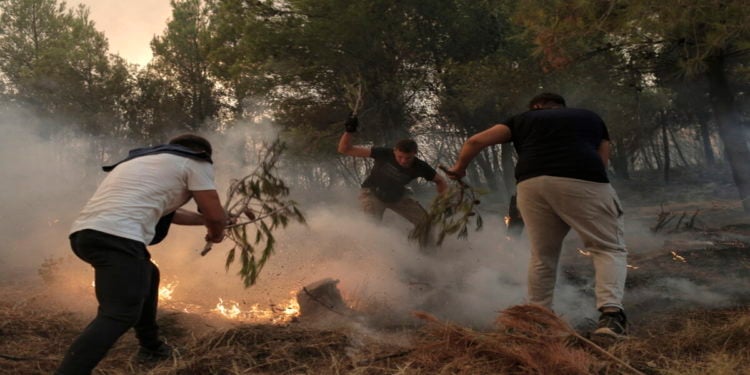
(355, 349, 414, 366)
(571, 333, 646, 375)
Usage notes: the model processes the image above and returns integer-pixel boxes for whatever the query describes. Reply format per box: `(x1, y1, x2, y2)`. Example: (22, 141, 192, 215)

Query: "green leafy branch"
(409, 178, 483, 247)
(202, 139, 305, 287)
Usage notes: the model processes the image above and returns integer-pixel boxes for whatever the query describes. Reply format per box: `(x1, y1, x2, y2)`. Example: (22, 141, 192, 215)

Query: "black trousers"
(56, 230, 161, 375)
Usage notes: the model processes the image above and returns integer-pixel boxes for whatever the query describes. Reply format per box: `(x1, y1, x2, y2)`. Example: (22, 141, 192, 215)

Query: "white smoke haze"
(147, 204, 531, 329)
(0, 109, 530, 328)
(640, 278, 731, 307)
(0, 106, 99, 277)
(1, 105, 742, 333)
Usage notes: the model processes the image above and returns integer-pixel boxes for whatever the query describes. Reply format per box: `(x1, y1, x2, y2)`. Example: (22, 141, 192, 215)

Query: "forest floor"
(2, 168, 750, 375)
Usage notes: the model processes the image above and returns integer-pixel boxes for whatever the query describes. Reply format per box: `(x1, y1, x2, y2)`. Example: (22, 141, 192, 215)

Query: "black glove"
(344, 114, 359, 133)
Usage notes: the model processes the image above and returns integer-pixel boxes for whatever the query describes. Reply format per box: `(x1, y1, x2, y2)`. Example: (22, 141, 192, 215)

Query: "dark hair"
(395, 139, 418, 153)
(529, 92, 566, 110)
(169, 134, 213, 156)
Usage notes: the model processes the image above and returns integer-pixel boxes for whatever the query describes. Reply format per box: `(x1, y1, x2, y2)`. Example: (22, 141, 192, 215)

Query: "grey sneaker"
(136, 342, 174, 363)
(592, 309, 628, 342)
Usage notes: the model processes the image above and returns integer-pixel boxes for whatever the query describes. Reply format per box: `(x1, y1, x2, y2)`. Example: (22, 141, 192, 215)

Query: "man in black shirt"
(337, 115, 447, 231)
(445, 93, 628, 342)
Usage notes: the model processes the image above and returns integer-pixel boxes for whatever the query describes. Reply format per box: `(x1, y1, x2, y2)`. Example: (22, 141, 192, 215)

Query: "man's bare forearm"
(337, 132, 353, 154)
(192, 190, 227, 243)
(172, 208, 205, 225)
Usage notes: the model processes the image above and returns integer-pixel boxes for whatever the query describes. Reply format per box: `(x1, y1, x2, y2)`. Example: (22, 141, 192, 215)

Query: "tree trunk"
(490, 145, 510, 201)
(612, 137, 630, 180)
(501, 143, 516, 196)
(643, 147, 656, 171)
(475, 152, 499, 192)
(697, 113, 716, 166)
(707, 54, 750, 213)
(661, 113, 670, 184)
(667, 125, 688, 166)
(649, 136, 663, 171)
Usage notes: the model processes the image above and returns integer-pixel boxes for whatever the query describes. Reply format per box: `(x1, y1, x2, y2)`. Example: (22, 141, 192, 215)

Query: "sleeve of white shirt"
(185, 159, 217, 191)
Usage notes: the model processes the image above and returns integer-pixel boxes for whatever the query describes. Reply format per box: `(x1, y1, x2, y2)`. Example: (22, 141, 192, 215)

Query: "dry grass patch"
(404, 305, 639, 375)
(3, 284, 750, 375)
(618, 307, 750, 374)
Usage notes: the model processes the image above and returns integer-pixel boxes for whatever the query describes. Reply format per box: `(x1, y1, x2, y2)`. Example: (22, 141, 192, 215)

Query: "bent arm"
(598, 140, 611, 168)
(191, 190, 227, 243)
(337, 132, 371, 157)
(432, 173, 448, 194)
(171, 208, 205, 225)
(448, 124, 512, 177)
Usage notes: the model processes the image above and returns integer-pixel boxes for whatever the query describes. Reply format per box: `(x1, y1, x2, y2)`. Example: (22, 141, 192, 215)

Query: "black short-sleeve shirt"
(504, 108, 610, 183)
(361, 147, 437, 202)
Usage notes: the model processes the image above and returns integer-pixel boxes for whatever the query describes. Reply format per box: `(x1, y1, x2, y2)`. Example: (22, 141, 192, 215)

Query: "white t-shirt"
(70, 153, 217, 245)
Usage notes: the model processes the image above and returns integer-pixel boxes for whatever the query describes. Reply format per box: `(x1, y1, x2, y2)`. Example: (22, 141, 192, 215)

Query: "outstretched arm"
(191, 190, 227, 243)
(172, 208, 233, 226)
(446, 124, 512, 178)
(171, 208, 205, 225)
(432, 173, 448, 194)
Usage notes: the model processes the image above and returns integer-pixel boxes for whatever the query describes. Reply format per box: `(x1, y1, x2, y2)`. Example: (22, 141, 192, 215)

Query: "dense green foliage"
(1, 0, 749, 209)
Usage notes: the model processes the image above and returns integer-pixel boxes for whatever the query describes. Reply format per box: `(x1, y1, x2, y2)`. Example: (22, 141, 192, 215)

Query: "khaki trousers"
(516, 176, 627, 310)
(358, 188, 428, 227)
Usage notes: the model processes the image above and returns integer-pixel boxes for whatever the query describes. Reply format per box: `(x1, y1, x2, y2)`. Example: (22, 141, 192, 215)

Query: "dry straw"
(409, 304, 644, 375)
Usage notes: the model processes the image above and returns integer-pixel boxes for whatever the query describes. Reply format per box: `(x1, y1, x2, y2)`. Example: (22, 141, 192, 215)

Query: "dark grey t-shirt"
(361, 147, 437, 202)
(505, 108, 610, 183)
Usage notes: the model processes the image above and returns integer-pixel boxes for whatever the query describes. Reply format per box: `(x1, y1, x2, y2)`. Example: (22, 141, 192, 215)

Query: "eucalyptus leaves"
(204, 140, 305, 287)
(409, 178, 483, 247)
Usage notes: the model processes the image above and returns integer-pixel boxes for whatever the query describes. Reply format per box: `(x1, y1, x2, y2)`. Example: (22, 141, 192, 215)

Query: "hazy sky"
(72, 0, 174, 65)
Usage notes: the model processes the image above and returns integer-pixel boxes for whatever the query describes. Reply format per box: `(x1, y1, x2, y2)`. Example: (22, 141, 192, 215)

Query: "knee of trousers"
(98, 302, 145, 326)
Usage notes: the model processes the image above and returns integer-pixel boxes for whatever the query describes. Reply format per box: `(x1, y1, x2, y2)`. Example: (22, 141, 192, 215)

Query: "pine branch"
(202, 139, 305, 288)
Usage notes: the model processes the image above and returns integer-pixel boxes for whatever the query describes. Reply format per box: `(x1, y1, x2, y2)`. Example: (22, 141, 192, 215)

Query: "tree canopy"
(1, 0, 749, 209)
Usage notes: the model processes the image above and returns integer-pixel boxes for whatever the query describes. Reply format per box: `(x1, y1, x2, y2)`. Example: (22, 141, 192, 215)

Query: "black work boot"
(136, 341, 174, 363)
(591, 307, 628, 345)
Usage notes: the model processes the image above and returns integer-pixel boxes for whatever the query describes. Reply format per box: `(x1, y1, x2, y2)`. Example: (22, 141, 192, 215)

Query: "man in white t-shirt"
(56, 134, 227, 375)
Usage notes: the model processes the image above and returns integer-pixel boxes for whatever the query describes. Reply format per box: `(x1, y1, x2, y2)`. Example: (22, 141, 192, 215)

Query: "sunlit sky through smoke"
(72, 0, 173, 66)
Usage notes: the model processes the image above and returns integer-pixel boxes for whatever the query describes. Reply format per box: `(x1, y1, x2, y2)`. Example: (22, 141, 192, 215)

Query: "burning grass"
(2, 286, 750, 374)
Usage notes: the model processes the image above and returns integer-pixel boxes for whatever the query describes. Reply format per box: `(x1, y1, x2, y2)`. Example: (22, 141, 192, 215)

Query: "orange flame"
(671, 251, 687, 263)
(578, 249, 639, 269)
(158, 281, 178, 301)
(93, 273, 300, 324)
(214, 298, 242, 319)
(212, 292, 300, 323)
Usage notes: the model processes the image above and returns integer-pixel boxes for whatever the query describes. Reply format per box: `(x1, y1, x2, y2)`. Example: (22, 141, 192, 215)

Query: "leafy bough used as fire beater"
(201, 140, 305, 287)
(409, 166, 483, 247)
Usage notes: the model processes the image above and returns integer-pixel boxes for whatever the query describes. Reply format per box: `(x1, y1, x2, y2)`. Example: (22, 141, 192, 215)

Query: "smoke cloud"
(1, 105, 741, 331)
(0, 106, 98, 278)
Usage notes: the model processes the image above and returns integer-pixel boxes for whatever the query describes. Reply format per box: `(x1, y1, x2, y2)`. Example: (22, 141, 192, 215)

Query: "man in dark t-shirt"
(444, 93, 629, 344)
(337, 115, 447, 229)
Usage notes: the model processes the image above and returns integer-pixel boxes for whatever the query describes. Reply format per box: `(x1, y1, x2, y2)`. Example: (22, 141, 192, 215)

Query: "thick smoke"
(1, 107, 740, 330)
(0, 107, 98, 279)
(146, 121, 534, 328)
